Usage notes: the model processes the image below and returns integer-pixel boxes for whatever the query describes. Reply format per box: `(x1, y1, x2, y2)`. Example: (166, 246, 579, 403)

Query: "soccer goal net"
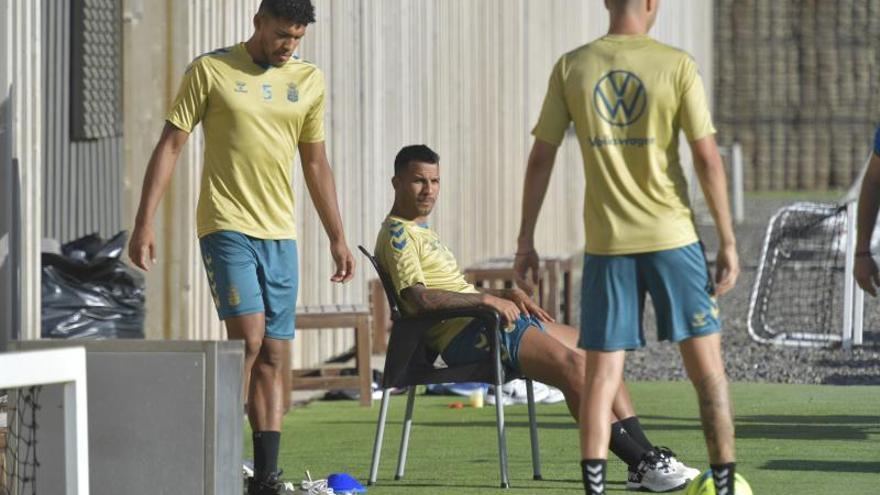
(0, 348, 89, 495)
(748, 154, 877, 348)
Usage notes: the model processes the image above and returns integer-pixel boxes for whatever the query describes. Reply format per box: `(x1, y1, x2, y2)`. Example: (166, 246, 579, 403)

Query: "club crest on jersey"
(234, 81, 248, 93)
(228, 285, 241, 307)
(287, 82, 299, 102)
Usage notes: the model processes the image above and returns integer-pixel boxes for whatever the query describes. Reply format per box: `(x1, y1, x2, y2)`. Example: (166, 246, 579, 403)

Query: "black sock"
(620, 416, 654, 451)
(253, 431, 281, 480)
(581, 459, 606, 495)
(711, 463, 736, 495)
(609, 420, 649, 469)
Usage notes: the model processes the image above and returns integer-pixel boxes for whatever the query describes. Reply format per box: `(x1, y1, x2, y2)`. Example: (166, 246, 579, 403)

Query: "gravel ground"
(602, 195, 880, 386)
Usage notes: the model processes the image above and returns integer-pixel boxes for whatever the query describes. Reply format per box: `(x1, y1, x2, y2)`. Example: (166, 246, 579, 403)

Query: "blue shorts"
(441, 315, 545, 374)
(579, 242, 720, 351)
(199, 231, 299, 340)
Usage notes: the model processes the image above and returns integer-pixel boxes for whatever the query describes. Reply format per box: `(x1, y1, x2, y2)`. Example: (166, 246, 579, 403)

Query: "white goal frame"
(0, 347, 89, 495)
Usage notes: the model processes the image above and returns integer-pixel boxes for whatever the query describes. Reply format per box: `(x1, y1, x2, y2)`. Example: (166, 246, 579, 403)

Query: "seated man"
(374, 144, 699, 492)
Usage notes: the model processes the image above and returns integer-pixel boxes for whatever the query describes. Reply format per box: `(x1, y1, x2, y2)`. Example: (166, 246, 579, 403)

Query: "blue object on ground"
(327, 473, 366, 494)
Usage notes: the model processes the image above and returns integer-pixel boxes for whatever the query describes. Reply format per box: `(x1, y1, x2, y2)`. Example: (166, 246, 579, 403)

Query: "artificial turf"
(247, 382, 880, 494)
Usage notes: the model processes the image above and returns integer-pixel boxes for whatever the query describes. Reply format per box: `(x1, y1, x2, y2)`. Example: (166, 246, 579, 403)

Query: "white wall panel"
(1, 0, 42, 341)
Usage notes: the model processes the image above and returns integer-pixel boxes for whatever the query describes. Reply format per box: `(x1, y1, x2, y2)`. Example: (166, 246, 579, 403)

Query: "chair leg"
(395, 386, 416, 480)
(356, 315, 373, 407)
(493, 332, 510, 489)
(368, 388, 392, 485)
(525, 379, 543, 480)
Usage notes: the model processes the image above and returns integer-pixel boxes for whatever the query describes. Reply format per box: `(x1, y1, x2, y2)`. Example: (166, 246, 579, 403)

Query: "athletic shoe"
(540, 384, 566, 404)
(626, 451, 688, 492)
(652, 446, 700, 481)
(243, 460, 255, 494)
(486, 379, 550, 405)
(295, 471, 336, 495)
(247, 471, 297, 495)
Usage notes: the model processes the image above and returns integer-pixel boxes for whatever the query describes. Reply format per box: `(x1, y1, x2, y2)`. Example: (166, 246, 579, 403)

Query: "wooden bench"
(291, 304, 372, 406)
(464, 254, 579, 325)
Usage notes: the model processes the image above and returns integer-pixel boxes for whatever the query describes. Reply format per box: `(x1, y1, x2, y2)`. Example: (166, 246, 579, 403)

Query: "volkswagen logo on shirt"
(593, 70, 647, 127)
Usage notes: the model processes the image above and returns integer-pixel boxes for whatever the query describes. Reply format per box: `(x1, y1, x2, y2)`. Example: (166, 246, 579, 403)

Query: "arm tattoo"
(404, 287, 485, 312)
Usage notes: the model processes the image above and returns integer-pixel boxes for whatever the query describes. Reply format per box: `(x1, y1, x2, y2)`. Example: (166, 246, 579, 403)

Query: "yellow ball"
(685, 469, 753, 495)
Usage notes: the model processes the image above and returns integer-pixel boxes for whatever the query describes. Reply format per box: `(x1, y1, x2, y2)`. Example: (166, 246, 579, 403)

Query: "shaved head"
(606, 0, 643, 11)
(605, 0, 658, 33)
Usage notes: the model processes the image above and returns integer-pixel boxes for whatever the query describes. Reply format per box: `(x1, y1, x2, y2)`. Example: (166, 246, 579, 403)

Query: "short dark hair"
(394, 145, 440, 176)
(258, 0, 316, 24)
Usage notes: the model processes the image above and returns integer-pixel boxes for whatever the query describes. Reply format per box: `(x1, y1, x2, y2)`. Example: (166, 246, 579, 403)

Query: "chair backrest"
(358, 245, 403, 321)
(359, 245, 502, 387)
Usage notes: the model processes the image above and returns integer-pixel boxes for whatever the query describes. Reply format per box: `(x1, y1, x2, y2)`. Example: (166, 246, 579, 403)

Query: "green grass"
(248, 382, 880, 494)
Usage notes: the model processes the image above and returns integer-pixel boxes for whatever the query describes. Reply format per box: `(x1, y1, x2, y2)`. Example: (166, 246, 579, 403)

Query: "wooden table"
(463, 254, 579, 325)
(291, 304, 372, 406)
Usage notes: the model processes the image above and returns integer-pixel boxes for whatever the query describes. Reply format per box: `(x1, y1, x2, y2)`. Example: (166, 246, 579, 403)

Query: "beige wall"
(123, 0, 713, 368)
(1, 0, 43, 341)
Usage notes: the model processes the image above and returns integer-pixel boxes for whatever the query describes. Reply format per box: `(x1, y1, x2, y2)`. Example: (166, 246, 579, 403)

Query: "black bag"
(41, 231, 145, 339)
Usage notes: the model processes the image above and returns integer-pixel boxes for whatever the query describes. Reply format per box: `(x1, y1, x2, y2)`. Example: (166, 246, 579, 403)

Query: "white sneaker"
(653, 446, 700, 481)
(486, 379, 550, 405)
(296, 471, 335, 495)
(539, 384, 566, 404)
(626, 451, 688, 492)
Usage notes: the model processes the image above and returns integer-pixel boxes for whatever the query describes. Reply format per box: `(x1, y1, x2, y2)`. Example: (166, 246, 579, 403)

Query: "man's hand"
(128, 224, 157, 271)
(329, 240, 355, 283)
(714, 244, 740, 296)
(854, 255, 880, 297)
(504, 287, 554, 323)
(482, 294, 521, 326)
(514, 249, 540, 296)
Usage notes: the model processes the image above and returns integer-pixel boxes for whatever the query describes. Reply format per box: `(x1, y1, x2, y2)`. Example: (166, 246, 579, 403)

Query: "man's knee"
(563, 350, 587, 393)
(583, 350, 625, 383)
(256, 340, 289, 372)
(242, 335, 263, 359)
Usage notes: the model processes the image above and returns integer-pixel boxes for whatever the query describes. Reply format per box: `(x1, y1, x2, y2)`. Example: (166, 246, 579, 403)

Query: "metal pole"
(731, 142, 745, 224)
(842, 202, 857, 348)
(492, 329, 510, 489)
(853, 282, 865, 347)
(368, 389, 392, 485)
(525, 379, 542, 480)
(394, 387, 416, 480)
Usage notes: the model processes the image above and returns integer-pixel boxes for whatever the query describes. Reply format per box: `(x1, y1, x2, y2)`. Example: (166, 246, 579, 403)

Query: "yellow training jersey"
(532, 35, 716, 255)
(374, 216, 478, 352)
(167, 43, 326, 240)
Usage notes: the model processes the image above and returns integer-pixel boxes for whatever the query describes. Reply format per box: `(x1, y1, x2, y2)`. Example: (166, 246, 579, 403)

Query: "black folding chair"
(359, 246, 541, 488)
